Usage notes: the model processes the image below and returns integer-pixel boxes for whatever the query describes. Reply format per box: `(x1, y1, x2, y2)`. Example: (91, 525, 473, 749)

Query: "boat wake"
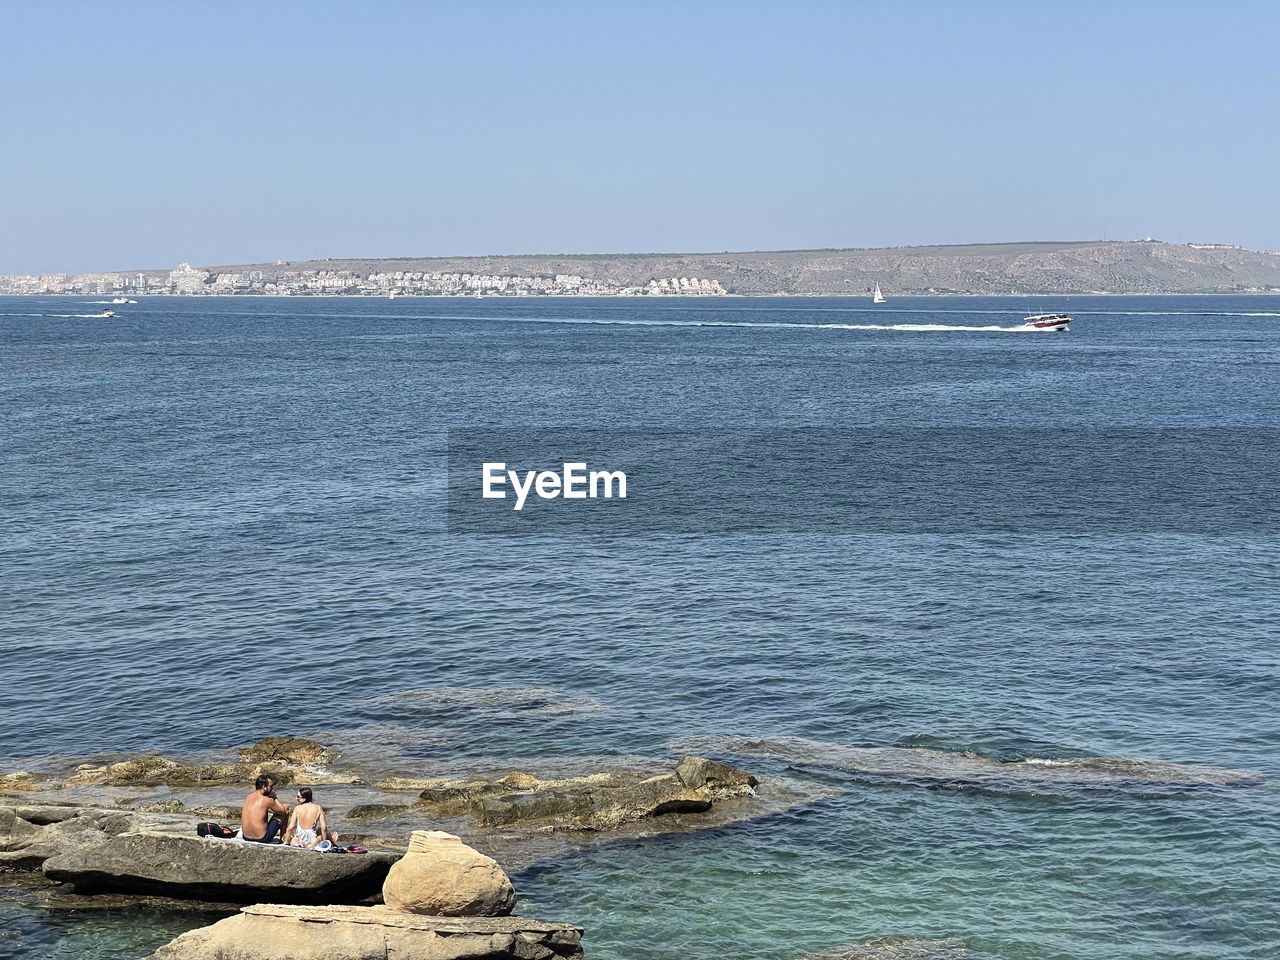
(0, 311, 116, 319)
(1075, 310, 1280, 318)
(462, 315, 1043, 334)
(821, 322, 1037, 333)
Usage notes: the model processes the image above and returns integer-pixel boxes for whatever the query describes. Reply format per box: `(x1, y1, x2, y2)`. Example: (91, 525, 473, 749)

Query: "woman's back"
(295, 801, 323, 830)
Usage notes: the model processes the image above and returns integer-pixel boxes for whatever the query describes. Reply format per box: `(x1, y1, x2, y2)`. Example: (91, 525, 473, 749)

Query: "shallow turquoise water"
(1, 295, 1277, 958)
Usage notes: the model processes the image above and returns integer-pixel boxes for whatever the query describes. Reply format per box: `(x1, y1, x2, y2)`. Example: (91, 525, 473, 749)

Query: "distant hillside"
(203, 240, 1280, 295)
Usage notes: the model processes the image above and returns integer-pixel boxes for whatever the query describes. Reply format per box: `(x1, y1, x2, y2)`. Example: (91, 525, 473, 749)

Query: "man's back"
(241, 790, 272, 840)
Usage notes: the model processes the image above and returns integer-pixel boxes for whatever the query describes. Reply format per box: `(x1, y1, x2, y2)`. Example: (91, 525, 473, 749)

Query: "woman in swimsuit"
(283, 787, 330, 849)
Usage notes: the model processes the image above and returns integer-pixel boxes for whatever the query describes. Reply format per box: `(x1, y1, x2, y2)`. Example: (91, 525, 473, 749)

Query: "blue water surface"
(1, 295, 1277, 959)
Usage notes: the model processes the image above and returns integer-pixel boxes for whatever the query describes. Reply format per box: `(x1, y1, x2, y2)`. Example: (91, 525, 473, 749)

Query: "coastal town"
(0, 262, 728, 297)
(5, 240, 1280, 297)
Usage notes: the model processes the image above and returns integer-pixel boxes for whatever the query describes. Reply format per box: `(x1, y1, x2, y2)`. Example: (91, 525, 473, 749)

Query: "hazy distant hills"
(206, 240, 1280, 295)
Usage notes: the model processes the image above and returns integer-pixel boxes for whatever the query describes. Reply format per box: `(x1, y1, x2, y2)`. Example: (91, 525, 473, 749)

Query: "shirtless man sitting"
(241, 774, 290, 843)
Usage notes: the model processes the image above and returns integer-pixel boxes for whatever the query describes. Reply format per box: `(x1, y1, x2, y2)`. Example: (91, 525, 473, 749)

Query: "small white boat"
(83, 309, 115, 319)
(109, 297, 129, 304)
(872, 283, 886, 304)
(1023, 312, 1071, 332)
(388, 290, 398, 300)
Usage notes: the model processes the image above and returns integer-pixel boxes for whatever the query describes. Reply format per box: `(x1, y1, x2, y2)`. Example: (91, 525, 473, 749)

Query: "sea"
(0, 294, 1277, 959)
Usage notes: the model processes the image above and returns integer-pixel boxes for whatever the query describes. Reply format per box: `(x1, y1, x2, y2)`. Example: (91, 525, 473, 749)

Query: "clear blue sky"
(3, 0, 1278, 273)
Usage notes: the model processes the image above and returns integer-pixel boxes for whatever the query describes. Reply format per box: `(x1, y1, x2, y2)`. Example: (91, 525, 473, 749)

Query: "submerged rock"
(375, 776, 448, 791)
(0, 771, 47, 792)
(134, 798, 187, 814)
(371, 687, 606, 720)
(802, 938, 969, 959)
(382, 830, 515, 917)
(145, 904, 583, 960)
(673, 735, 1264, 792)
(347, 801, 414, 821)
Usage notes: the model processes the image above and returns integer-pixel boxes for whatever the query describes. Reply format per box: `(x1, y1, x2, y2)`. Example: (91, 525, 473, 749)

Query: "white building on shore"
(169, 262, 210, 294)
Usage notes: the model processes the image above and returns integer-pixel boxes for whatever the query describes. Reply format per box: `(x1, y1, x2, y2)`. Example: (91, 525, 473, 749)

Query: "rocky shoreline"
(8, 729, 1249, 957)
(0, 736, 825, 958)
(1, 735, 833, 873)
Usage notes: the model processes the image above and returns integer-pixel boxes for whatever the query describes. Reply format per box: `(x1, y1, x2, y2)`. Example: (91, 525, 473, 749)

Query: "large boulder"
(382, 831, 515, 917)
(146, 904, 583, 960)
(42, 831, 397, 903)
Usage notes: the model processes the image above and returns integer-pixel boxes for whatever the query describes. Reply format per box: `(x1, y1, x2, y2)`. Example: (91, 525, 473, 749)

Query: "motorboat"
(1023, 312, 1070, 332)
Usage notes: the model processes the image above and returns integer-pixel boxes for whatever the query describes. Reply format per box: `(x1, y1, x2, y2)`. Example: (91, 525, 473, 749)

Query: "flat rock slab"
(43, 832, 398, 903)
(147, 904, 584, 959)
(245, 904, 579, 932)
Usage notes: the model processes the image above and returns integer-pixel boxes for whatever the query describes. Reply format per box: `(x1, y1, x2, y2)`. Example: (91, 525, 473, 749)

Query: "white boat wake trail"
(820, 322, 1035, 333)
(0, 311, 115, 319)
(506, 315, 1040, 334)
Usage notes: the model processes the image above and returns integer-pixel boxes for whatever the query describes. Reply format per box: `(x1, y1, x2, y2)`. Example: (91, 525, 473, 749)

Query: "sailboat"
(872, 283, 886, 304)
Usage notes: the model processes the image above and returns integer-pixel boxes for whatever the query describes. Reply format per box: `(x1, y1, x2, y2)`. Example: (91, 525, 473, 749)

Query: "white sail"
(873, 283, 886, 303)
